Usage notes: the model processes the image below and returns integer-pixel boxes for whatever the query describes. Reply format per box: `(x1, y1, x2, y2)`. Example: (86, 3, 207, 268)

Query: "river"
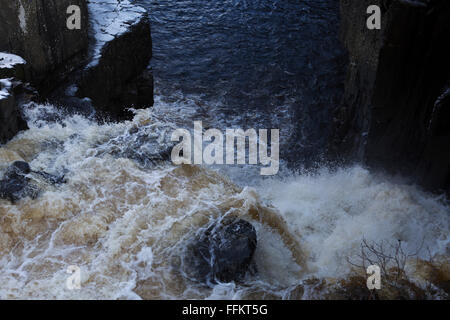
(0, 0, 448, 299)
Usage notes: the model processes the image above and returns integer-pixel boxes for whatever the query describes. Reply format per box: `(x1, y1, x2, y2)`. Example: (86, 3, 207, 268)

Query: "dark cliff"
(0, 0, 154, 143)
(332, 0, 450, 194)
(0, 0, 90, 92)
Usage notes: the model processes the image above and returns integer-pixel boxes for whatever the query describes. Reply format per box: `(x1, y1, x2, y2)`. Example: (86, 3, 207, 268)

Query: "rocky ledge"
(0, 0, 153, 143)
(183, 218, 258, 285)
(331, 0, 450, 194)
(76, 0, 154, 119)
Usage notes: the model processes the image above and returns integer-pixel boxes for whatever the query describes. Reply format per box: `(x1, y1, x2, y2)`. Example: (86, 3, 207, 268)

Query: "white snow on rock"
(87, 0, 147, 67)
(0, 78, 13, 100)
(0, 52, 26, 69)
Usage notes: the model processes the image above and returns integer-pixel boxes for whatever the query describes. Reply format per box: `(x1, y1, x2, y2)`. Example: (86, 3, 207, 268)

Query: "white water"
(0, 102, 448, 299)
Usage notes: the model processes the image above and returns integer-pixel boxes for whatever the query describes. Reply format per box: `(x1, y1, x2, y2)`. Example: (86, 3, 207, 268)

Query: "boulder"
(183, 218, 257, 284)
(4, 161, 31, 177)
(0, 161, 37, 202)
(0, 161, 66, 202)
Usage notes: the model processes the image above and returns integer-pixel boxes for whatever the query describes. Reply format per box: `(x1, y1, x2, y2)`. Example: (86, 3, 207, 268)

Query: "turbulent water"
(0, 0, 448, 299)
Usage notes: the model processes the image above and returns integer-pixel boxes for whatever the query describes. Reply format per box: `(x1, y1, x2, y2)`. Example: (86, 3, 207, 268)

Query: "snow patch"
(87, 0, 147, 68)
(0, 78, 13, 100)
(0, 52, 26, 69)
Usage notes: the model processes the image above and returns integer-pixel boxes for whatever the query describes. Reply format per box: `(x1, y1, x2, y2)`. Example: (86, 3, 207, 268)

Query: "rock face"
(332, 0, 450, 194)
(0, 0, 154, 143)
(184, 218, 257, 284)
(0, 0, 89, 92)
(0, 0, 88, 142)
(0, 161, 67, 202)
(76, 1, 154, 119)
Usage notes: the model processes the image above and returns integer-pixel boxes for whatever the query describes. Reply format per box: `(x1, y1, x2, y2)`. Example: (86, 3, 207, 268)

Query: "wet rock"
(34, 171, 67, 185)
(0, 161, 67, 202)
(77, 1, 154, 120)
(0, 80, 20, 143)
(0, 1, 155, 146)
(184, 218, 257, 284)
(0, 53, 30, 143)
(95, 124, 175, 167)
(0, 161, 37, 202)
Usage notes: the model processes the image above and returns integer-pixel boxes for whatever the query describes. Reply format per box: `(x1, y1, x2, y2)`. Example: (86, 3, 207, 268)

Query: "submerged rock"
(0, 161, 36, 202)
(34, 171, 67, 185)
(183, 218, 257, 284)
(0, 1, 154, 147)
(4, 161, 31, 177)
(0, 161, 66, 202)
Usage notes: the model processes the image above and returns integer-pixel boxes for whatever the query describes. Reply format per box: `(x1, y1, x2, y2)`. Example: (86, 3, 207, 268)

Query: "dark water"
(137, 0, 346, 166)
